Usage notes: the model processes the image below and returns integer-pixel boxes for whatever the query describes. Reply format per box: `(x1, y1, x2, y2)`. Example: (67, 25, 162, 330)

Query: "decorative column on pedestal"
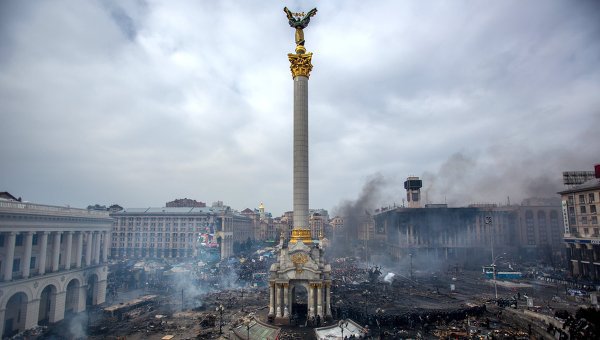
(283, 7, 318, 245)
(283, 283, 289, 317)
(317, 283, 323, 317)
(325, 282, 332, 317)
(268, 282, 275, 316)
(276, 283, 282, 317)
(307, 283, 315, 317)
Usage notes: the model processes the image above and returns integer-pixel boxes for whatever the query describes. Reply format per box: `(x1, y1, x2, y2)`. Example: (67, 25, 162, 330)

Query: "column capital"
(288, 52, 313, 79)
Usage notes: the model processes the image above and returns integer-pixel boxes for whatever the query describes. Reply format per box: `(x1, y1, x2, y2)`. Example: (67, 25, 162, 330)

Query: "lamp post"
(492, 254, 505, 300)
(216, 304, 224, 334)
(243, 315, 255, 340)
(375, 308, 385, 339)
(240, 288, 245, 312)
(339, 319, 349, 339)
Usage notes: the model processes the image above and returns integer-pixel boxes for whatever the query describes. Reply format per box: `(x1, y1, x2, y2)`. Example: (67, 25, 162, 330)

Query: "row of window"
(115, 243, 193, 248)
(119, 217, 210, 222)
(568, 193, 597, 205)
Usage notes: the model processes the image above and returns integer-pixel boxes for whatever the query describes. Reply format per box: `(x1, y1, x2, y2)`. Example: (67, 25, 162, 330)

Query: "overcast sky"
(1, 0, 599, 215)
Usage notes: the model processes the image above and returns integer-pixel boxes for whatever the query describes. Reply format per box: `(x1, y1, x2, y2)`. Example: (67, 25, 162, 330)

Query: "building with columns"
(0, 197, 112, 338)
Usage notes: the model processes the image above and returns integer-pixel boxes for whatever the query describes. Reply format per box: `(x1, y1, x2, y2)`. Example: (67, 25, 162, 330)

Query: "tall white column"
(38, 232, 48, 275)
(102, 231, 110, 262)
(325, 283, 332, 316)
(268, 282, 275, 316)
(76, 232, 83, 268)
(307, 284, 314, 317)
(275, 284, 282, 317)
(2, 232, 16, 281)
(51, 232, 61, 272)
(283, 283, 289, 317)
(293, 75, 310, 230)
(64, 232, 73, 270)
(85, 232, 93, 266)
(22, 232, 33, 278)
(317, 284, 323, 317)
(94, 231, 101, 264)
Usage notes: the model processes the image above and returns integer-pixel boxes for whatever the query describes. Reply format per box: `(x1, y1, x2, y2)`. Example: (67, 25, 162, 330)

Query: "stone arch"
(0, 286, 34, 312)
(2, 292, 29, 338)
(37, 283, 58, 325)
(86, 273, 99, 306)
(65, 278, 82, 314)
(290, 281, 309, 322)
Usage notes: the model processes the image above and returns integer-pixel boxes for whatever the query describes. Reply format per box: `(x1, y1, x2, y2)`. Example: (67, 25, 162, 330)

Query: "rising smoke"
(330, 174, 387, 257)
(423, 142, 600, 207)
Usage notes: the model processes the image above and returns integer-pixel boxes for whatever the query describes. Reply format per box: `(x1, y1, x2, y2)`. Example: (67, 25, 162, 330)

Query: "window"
(592, 216, 598, 225)
(568, 195, 575, 205)
(581, 206, 587, 214)
(591, 205, 597, 214)
(581, 216, 588, 224)
(584, 228, 589, 235)
(12, 258, 20, 272)
(579, 195, 586, 204)
(32, 234, 38, 245)
(590, 193, 596, 203)
(15, 234, 23, 246)
(30, 257, 36, 269)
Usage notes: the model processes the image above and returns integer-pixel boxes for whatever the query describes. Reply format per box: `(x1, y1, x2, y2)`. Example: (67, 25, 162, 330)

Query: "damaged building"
(372, 178, 564, 267)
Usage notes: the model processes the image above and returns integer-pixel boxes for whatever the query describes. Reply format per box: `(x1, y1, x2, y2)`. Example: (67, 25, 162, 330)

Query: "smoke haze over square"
(1, 0, 599, 214)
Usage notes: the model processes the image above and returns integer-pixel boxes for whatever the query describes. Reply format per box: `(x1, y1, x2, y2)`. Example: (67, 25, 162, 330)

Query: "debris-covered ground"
(21, 247, 599, 340)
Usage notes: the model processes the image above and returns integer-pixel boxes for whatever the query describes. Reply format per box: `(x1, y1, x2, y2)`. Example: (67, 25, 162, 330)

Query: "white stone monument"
(268, 8, 332, 325)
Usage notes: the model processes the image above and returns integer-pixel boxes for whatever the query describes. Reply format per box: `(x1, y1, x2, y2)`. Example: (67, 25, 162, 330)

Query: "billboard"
(562, 200, 570, 234)
(563, 171, 595, 185)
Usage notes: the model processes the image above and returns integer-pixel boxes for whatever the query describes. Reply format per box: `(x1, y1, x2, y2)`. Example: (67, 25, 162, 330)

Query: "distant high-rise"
(404, 176, 423, 208)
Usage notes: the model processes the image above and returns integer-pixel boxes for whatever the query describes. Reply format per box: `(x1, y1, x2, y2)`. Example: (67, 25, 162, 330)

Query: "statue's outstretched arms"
(299, 8, 318, 28)
(284, 7, 295, 21)
(305, 8, 318, 19)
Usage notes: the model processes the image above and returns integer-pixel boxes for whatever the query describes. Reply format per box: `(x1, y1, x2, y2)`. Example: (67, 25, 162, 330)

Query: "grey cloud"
(1, 0, 599, 215)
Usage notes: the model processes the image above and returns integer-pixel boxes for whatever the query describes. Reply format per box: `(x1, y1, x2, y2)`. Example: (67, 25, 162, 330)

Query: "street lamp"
(240, 288, 245, 312)
(216, 304, 224, 334)
(375, 308, 385, 339)
(243, 315, 255, 340)
(339, 319, 349, 339)
(492, 254, 505, 299)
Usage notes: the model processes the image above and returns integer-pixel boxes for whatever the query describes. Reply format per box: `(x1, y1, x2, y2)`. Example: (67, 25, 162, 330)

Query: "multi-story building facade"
(0, 197, 112, 338)
(110, 205, 253, 260)
(559, 164, 600, 281)
(374, 198, 564, 267)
